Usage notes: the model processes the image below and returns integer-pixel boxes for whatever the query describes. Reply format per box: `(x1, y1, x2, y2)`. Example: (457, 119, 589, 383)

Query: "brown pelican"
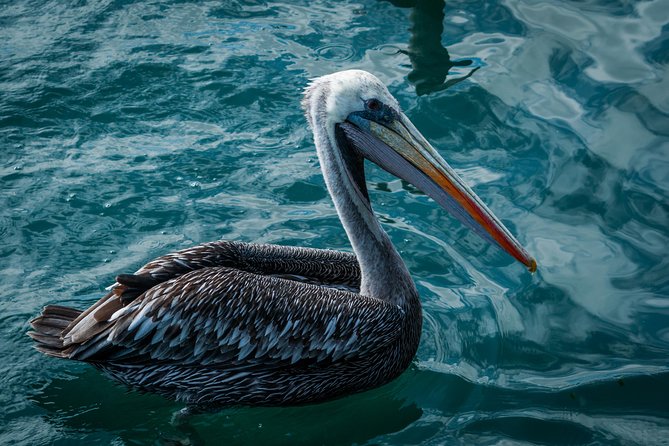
(29, 70, 535, 411)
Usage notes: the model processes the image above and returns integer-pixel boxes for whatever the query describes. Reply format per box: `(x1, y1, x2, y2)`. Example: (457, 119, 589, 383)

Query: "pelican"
(29, 70, 535, 411)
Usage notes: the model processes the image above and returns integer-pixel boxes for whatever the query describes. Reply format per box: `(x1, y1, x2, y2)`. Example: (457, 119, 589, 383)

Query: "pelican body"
(29, 70, 535, 410)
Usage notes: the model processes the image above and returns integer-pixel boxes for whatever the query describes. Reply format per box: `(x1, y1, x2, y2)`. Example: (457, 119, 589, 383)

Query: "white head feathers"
(302, 70, 401, 129)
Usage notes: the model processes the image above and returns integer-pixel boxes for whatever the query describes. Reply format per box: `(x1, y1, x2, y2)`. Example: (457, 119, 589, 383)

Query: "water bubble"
(377, 44, 402, 56)
(315, 44, 355, 61)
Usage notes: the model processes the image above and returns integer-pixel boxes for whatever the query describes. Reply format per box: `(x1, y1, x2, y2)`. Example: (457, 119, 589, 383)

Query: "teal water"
(2, 0, 668, 444)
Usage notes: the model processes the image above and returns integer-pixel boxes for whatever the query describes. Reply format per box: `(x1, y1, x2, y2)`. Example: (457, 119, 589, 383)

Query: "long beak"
(341, 113, 536, 272)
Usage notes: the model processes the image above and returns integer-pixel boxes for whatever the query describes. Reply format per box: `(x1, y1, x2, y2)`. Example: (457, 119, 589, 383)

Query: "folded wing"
(61, 266, 402, 371)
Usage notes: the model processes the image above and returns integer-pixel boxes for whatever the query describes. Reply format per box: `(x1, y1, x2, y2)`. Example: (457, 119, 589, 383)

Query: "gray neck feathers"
(304, 85, 417, 308)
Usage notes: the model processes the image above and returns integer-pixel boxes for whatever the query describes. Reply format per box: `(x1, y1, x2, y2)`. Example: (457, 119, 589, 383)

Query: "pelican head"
(304, 70, 536, 272)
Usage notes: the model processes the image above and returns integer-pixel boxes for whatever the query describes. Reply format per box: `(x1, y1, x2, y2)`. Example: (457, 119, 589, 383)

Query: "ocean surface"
(2, 0, 668, 444)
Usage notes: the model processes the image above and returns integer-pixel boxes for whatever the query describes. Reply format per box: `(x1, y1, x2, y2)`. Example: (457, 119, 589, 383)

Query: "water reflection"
(4, 0, 669, 444)
(32, 369, 422, 445)
(384, 0, 479, 95)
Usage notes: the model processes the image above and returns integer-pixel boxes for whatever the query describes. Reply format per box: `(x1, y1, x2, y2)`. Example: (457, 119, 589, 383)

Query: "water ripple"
(1, 0, 668, 444)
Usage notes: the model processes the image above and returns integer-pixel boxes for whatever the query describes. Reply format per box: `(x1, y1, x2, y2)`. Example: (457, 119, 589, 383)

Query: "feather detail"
(58, 267, 403, 371)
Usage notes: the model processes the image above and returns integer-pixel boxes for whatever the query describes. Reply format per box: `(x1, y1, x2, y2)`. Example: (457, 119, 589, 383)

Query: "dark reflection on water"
(383, 0, 479, 95)
(32, 369, 422, 445)
(2, 0, 669, 444)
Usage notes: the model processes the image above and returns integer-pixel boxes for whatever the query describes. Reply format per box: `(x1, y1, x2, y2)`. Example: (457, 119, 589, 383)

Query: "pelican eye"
(365, 99, 382, 111)
(348, 98, 397, 127)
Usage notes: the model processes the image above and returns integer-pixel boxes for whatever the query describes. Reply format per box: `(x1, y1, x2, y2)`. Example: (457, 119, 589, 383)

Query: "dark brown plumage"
(30, 241, 419, 409)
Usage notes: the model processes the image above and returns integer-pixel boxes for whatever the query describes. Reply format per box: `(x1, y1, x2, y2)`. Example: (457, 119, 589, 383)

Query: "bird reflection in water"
(386, 0, 479, 95)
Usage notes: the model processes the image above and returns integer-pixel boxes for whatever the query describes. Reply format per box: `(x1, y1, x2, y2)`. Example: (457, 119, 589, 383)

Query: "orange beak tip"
(528, 258, 538, 273)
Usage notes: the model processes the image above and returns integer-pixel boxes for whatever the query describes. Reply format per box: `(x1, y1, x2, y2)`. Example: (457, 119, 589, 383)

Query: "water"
(1, 0, 668, 444)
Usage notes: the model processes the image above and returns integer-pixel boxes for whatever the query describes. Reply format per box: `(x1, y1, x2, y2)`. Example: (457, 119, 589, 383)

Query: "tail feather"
(29, 305, 83, 358)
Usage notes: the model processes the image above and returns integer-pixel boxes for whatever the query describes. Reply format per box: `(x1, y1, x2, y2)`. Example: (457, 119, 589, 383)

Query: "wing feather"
(69, 266, 402, 370)
(62, 240, 360, 348)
